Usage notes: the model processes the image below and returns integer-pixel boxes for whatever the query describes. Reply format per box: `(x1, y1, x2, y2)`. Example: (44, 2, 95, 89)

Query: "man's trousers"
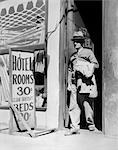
(69, 91, 94, 128)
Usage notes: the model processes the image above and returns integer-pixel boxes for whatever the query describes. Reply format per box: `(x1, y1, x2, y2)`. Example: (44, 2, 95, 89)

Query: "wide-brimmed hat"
(71, 31, 86, 41)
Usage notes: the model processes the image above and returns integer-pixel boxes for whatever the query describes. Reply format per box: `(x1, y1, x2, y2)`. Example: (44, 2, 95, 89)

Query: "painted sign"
(11, 50, 35, 131)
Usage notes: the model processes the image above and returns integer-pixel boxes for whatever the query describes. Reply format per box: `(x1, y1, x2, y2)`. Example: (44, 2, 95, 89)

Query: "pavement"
(0, 128, 118, 150)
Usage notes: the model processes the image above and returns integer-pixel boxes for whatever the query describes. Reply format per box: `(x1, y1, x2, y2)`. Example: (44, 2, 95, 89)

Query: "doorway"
(65, 0, 102, 131)
(75, 0, 102, 130)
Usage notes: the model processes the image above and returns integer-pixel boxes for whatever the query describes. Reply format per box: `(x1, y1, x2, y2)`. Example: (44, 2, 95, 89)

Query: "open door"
(64, 0, 102, 131)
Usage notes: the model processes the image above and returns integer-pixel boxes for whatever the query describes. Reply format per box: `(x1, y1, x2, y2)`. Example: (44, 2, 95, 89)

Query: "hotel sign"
(11, 50, 35, 131)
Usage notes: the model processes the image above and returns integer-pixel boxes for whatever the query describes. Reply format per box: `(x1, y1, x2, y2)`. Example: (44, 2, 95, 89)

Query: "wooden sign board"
(10, 50, 35, 131)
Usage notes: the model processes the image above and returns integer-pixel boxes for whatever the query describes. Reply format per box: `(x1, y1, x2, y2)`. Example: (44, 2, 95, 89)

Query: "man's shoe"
(88, 124, 96, 131)
(64, 127, 80, 136)
(87, 117, 95, 131)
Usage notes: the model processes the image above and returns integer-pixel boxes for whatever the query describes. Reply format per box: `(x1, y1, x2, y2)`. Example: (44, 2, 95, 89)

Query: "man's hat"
(71, 31, 86, 41)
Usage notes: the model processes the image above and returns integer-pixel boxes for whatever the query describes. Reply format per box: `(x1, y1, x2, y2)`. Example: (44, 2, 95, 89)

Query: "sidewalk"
(0, 129, 118, 150)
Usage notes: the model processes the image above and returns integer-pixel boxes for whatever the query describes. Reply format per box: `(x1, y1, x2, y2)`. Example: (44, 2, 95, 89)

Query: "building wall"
(103, 0, 118, 137)
(67, 1, 85, 57)
(46, 0, 61, 129)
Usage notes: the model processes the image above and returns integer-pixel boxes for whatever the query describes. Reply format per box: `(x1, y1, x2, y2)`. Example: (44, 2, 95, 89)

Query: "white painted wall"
(36, 111, 46, 128)
(46, 0, 61, 129)
(0, 110, 10, 125)
(103, 0, 118, 137)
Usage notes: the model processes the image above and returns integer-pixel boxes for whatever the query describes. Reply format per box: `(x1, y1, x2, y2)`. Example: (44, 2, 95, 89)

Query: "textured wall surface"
(46, 0, 60, 129)
(103, 0, 118, 136)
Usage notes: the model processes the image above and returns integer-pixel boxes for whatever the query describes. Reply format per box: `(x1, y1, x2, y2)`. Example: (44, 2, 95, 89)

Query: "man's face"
(74, 41, 81, 50)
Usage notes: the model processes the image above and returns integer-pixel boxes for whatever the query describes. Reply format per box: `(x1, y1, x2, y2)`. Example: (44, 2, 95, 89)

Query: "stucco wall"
(46, 0, 61, 129)
(103, 0, 118, 136)
(68, 1, 85, 57)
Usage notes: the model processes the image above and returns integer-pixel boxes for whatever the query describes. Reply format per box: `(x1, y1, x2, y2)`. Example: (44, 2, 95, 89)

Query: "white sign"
(11, 51, 35, 131)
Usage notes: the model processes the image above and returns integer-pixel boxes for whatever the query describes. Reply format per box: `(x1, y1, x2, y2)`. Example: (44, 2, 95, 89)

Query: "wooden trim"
(9, 48, 13, 133)
(102, 0, 105, 134)
(0, 49, 9, 55)
(0, 44, 45, 54)
(11, 44, 45, 52)
(36, 107, 47, 112)
(0, 106, 9, 110)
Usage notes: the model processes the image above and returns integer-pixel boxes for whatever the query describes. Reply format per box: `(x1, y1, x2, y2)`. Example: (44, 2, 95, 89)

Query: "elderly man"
(65, 29, 99, 136)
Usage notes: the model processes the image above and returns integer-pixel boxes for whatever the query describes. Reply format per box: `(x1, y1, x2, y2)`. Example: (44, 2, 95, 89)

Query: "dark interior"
(74, 0, 102, 130)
